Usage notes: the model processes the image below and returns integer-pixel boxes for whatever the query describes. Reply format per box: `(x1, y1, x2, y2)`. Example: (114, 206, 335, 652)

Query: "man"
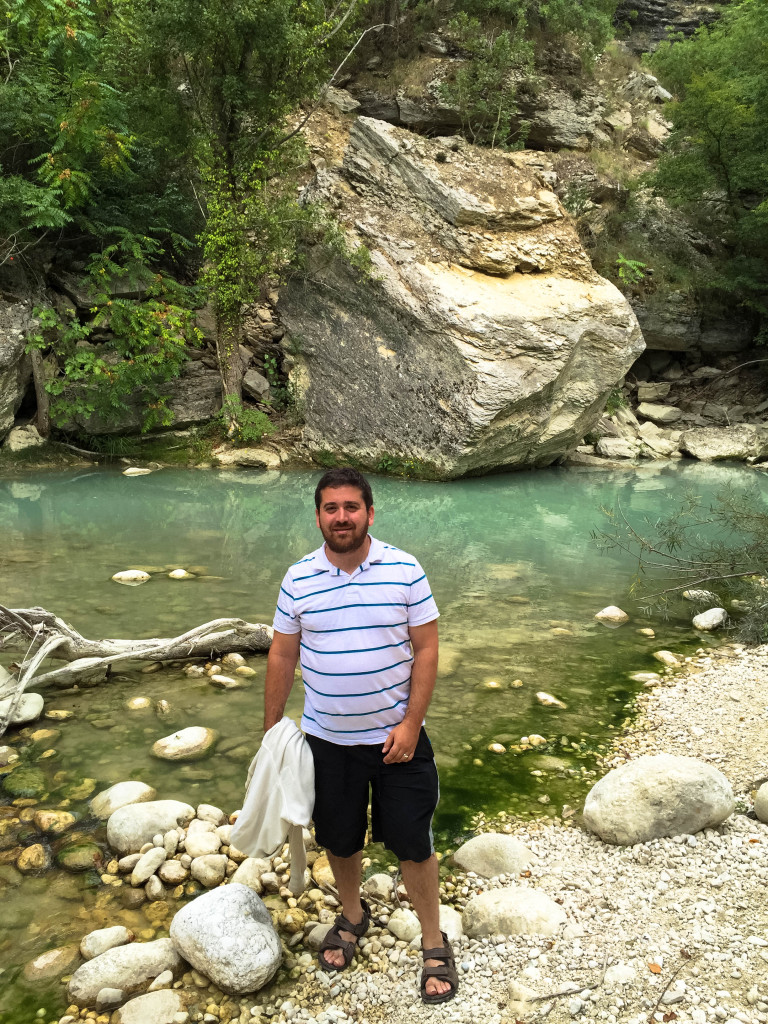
(263, 467, 457, 1004)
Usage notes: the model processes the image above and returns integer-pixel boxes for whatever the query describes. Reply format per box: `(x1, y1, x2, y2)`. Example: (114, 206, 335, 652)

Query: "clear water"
(0, 461, 763, 1018)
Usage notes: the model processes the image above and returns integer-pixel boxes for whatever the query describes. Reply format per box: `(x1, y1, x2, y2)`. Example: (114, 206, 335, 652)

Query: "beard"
(321, 520, 370, 555)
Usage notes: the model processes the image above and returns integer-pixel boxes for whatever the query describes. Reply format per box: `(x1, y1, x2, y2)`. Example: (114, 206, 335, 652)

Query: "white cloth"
(229, 717, 315, 896)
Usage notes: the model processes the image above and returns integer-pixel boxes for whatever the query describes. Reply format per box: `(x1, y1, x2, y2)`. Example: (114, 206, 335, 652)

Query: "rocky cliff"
(278, 117, 643, 478)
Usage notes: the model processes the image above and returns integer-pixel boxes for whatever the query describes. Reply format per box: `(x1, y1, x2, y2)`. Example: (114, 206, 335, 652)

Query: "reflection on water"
(0, 461, 765, 1016)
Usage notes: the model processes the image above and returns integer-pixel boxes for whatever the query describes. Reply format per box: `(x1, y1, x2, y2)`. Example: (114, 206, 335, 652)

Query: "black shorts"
(305, 728, 439, 863)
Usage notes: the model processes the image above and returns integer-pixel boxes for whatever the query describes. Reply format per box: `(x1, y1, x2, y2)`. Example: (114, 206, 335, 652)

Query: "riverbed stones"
(387, 908, 421, 942)
(112, 570, 151, 585)
(68, 937, 182, 1005)
(462, 888, 567, 937)
(692, 607, 728, 631)
(23, 944, 81, 982)
(111, 989, 188, 1024)
(536, 691, 567, 709)
(190, 853, 227, 887)
(80, 926, 135, 961)
(653, 650, 681, 667)
(754, 782, 768, 823)
(452, 833, 536, 877)
(681, 425, 768, 461)
(151, 727, 217, 761)
(91, 781, 157, 819)
(594, 606, 630, 626)
(230, 857, 270, 892)
(170, 883, 281, 994)
(107, 800, 195, 855)
(33, 809, 76, 834)
(683, 589, 720, 603)
(184, 830, 221, 858)
(131, 847, 167, 886)
(0, 692, 44, 725)
(56, 840, 102, 872)
(637, 403, 683, 424)
(17, 843, 50, 873)
(582, 754, 735, 845)
(158, 859, 188, 885)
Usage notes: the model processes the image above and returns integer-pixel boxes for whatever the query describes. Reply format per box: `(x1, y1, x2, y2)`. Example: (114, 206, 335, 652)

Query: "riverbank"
(42, 642, 768, 1024)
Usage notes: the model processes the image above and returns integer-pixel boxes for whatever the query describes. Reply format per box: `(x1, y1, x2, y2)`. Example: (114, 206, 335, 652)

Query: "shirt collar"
(312, 535, 385, 576)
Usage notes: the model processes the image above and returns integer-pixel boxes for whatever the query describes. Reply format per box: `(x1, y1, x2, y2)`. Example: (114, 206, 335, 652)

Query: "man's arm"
(382, 618, 439, 764)
(263, 629, 301, 732)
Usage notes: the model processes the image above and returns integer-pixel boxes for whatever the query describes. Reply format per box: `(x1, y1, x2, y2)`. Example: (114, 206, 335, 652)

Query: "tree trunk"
(30, 349, 50, 437)
(216, 312, 244, 424)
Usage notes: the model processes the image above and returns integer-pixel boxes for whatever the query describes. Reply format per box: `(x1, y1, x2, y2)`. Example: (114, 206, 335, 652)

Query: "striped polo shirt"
(272, 535, 439, 745)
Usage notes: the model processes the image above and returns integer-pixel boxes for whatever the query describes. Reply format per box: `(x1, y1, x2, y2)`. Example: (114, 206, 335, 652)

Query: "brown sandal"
(318, 899, 371, 972)
(421, 931, 459, 1004)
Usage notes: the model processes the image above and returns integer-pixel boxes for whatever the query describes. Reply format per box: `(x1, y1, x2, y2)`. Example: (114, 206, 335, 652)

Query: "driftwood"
(0, 606, 273, 733)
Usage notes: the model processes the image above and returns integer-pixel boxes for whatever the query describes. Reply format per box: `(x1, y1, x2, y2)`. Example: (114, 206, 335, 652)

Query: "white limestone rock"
(683, 589, 719, 604)
(158, 860, 188, 885)
(184, 831, 221, 858)
(91, 782, 157, 820)
(692, 607, 727, 631)
(231, 857, 270, 893)
(111, 990, 187, 1024)
(107, 801, 195, 855)
(637, 402, 683, 424)
(452, 833, 536, 878)
(594, 606, 629, 626)
(754, 782, 768, 824)
(653, 650, 680, 667)
(170, 883, 281, 994)
(131, 847, 167, 886)
(536, 691, 567, 709)
(681, 425, 768, 461)
(190, 854, 228, 888)
(439, 905, 464, 944)
(112, 570, 151, 585)
(196, 803, 226, 824)
(463, 888, 566, 937)
(582, 754, 735, 845)
(80, 926, 134, 961)
(387, 908, 421, 942)
(151, 727, 217, 761)
(362, 872, 393, 900)
(68, 938, 182, 1005)
(0, 692, 44, 724)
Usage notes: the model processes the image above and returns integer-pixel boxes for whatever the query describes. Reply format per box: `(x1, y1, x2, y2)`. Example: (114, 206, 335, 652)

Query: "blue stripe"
(298, 579, 420, 600)
(276, 603, 294, 618)
(409, 593, 434, 608)
(303, 620, 409, 634)
(299, 601, 407, 615)
(303, 714, 400, 735)
(310, 698, 407, 719)
(293, 570, 326, 582)
(291, 555, 315, 567)
(300, 640, 405, 655)
(303, 658, 412, 678)
(303, 676, 410, 698)
(376, 560, 416, 568)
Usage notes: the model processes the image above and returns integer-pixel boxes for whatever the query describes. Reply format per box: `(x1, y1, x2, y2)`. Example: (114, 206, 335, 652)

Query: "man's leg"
(400, 854, 451, 998)
(321, 850, 365, 970)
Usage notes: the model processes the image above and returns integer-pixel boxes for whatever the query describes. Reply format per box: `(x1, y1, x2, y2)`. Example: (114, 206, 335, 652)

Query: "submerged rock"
(151, 727, 217, 761)
(112, 570, 151, 585)
(692, 607, 728, 631)
(594, 606, 629, 626)
(81, 926, 135, 961)
(23, 944, 81, 982)
(582, 754, 735, 845)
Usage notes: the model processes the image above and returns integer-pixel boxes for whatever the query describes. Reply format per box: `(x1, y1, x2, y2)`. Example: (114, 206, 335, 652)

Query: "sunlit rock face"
(279, 117, 643, 478)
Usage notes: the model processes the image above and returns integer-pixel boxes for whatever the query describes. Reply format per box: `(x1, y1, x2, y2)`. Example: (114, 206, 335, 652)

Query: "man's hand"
(382, 718, 421, 763)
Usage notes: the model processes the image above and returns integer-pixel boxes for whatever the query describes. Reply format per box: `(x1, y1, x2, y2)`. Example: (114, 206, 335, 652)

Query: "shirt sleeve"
(407, 559, 439, 627)
(272, 570, 301, 634)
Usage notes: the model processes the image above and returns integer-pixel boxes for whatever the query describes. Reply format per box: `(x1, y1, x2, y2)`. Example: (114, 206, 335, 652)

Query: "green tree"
(649, 0, 768, 329)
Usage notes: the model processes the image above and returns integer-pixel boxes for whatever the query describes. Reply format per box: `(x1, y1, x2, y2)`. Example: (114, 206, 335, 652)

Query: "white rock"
(362, 873, 393, 900)
(81, 926, 135, 961)
(507, 980, 539, 1015)
(637, 402, 682, 424)
(305, 923, 333, 951)
(95, 988, 124, 1010)
(112, 990, 188, 1024)
(196, 804, 226, 825)
(91, 782, 157, 820)
(126, 697, 152, 710)
(221, 653, 246, 669)
(754, 782, 768, 824)
(604, 963, 637, 987)
(112, 570, 151, 585)
(438, 905, 464, 944)
(231, 858, 271, 893)
(145, 876, 165, 901)
(387, 908, 421, 942)
(536, 691, 567, 709)
(4, 424, 45, 451)
(190, 854, 228, 887)
(168, 569, 194, 579)
(131, 847, 167, 886)
(452, 833, 536, 877)
(158, 860, 188, 885)
(582, 754, 735, 845)
(594, 606, 629, 626)
(463, 888, 566, 937)
(148, 970, 173, 991)
(169, 884, 281, 994)
(683, 589, 719, 603)
(68, 938, 182, 1004)
(184, 831, 221, 858)
(0, 692, 44, 724)
(653, 650, 681, 667)
(151, 727, 217, 761)
(122, 467, 153, 477)
(107, 801, 196, 855)
(692, 607, 728, 631)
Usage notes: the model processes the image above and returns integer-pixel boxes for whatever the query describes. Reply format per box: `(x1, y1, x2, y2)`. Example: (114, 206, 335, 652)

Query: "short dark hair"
(315, 467, 374, 510)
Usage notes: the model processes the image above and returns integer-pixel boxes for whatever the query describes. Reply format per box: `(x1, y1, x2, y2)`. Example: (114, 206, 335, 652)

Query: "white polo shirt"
(273, 535, 439, 745)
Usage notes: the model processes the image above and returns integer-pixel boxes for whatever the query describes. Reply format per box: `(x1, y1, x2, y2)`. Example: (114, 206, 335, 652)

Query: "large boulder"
(681, 426, 768, 461)
(0, 298, 33, 442)
(67, 938, 182, 1005)
(451, 833, 535, 877)
(462, 888, 566, 937)
(280, 117, 643, 477)
(91, 781, 157, 819)
(582, 754, 735, 845)
(107, 800, 195, 855)
(170, 883, 281, 994)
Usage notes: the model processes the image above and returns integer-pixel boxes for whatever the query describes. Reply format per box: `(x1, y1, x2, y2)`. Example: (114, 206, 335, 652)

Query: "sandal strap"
(321, 931, 356, 955)
(423, 963, 457, 978)
(422, 945, 453, 961)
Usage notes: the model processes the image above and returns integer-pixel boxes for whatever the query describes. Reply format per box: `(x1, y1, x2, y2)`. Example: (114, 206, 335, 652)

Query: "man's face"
(316, 485, 374, 555)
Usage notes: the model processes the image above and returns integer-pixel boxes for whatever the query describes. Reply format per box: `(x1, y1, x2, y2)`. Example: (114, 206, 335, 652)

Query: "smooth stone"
(56, 841, 102, 872)
(230, 857, 270, 893)
(68, 938, 182, 1004)
(170, 883, 281, 994)
(95, 988, 124, 1010)
(33, 809, 76, 834)
(184, 832, 221, 858)
(111, 990, 187, 1023)
(190, 854, 227, 887)
(209, 674, 242, 689)
(387, 908, 420, 942)
(91, 781, 158, 820)
(107, 801, 196, 855)
(692, 607, 728, 631)
(594, 606, 629, 626)
(17, 843, 51, 873)
(158, 860, 188, 885)
(463, 888, 567, 937)
(148, 969, 174, 991)
(151, 727, 217, 761)
(653, 650, 680, 667)
(131, 847, 167, 886)
(81, 926, 135, 961)
(536, 691, 567, 709)
(583, 754, 735, 845)
(311, 854, 334, 888)
(439, 905, 464, 944)
(168, 569, 194, 579)
(0, 692, 44, 725)
(221, 654, 245, 669)
(452, 834, 536, 878)
(126, 698, 152, 710)
(145, 875, 166, 901)
(362, 872, 393, 900)
(122, 467, 153, 477)
(305, 923, 333, 951)
(754, 782, 768, 824)
(196, 804, 226, 825)
(23, 944, 81, 981)
(112, 570, 151, 584)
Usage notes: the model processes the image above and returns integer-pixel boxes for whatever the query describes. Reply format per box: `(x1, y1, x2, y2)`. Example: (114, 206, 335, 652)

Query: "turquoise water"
(0, 461, 764, 1019)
